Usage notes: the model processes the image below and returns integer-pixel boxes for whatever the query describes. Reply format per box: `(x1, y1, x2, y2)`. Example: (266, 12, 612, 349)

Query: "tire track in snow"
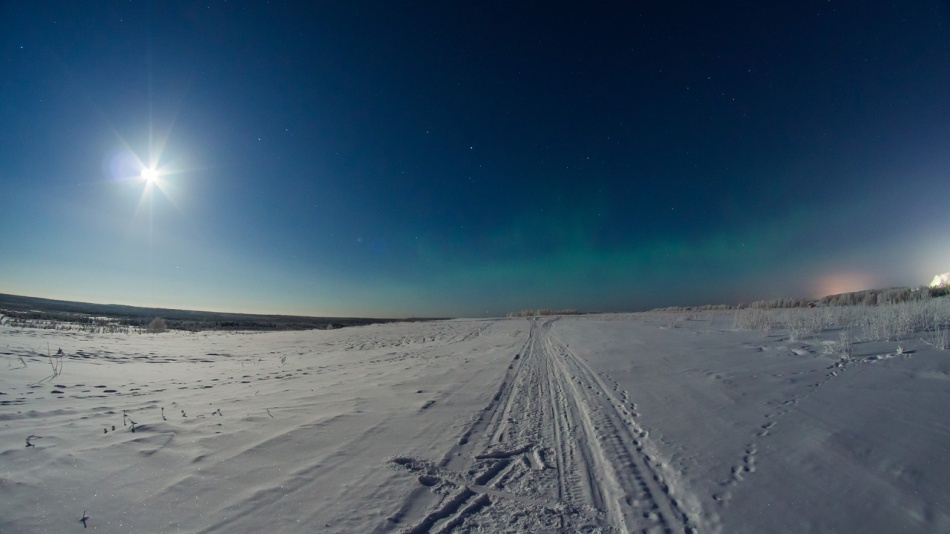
(544, 324, 700, 532)
(388, 318, 705, 532)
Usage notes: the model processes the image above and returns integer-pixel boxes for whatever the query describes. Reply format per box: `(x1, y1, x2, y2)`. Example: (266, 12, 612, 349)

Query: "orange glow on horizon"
(812, 272, 878, 297)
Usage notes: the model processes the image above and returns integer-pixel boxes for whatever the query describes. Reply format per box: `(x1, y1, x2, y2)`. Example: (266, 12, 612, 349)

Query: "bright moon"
(141, 168, 157, 183)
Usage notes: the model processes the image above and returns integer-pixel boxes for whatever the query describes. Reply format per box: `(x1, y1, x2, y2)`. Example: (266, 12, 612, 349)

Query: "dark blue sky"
(2, 2, 949, 317)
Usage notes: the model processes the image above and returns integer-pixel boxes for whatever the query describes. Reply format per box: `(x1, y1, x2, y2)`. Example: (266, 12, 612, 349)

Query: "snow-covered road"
(388, 317, 698, 532)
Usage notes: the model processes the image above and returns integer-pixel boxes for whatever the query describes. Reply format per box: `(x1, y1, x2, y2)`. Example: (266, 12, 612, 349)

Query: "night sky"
(2, 2, 949, 317)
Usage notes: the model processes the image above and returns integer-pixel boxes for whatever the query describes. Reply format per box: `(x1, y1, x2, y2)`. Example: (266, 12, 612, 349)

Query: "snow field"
(1, 308, 948, 532)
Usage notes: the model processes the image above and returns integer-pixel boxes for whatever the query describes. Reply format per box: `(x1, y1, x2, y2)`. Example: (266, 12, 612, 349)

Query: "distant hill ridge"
(0, 293, 434, 332)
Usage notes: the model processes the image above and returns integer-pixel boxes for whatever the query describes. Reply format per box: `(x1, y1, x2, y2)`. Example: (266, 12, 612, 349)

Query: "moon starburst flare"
(141, 167, 158, 184)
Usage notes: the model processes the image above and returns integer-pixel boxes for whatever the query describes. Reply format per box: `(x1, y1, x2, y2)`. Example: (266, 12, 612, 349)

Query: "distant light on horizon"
(931, 272, 950, 288)
(812, 272, 878, 298)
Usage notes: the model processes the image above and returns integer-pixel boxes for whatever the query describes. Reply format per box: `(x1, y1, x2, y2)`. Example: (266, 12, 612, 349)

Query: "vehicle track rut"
(388, 318, 704, 532)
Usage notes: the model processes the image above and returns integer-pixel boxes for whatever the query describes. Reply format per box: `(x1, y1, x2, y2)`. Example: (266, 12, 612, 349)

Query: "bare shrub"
(862, 306, 902, 341)
(733, 308, 776, 335)
(147, 317, 167, 333)
(784, 309, 823, 341)
(48, 344, 63, 377)
(928, 326, 950, 350)
(854, 298, 950, 343)
(837, 327, 854, 359)
(922, 297, 950, 350)
(507, 309, 581, 317)
(735, 292, 950, 349)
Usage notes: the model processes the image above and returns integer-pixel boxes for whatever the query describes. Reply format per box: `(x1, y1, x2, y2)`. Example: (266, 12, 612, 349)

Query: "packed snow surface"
(1, 313, 948, 532)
